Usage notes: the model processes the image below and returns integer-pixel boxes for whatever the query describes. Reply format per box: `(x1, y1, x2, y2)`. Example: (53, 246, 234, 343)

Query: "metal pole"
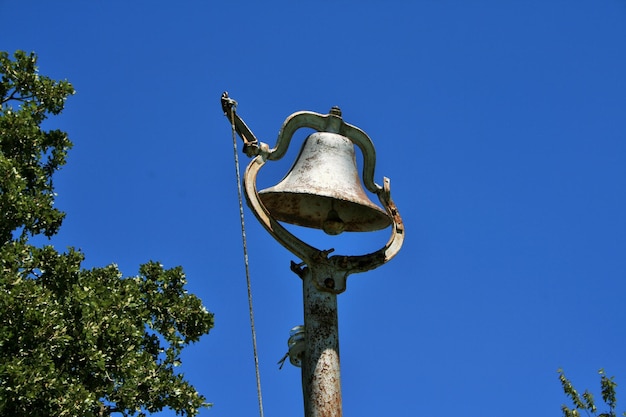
(301, 265, 342, 417)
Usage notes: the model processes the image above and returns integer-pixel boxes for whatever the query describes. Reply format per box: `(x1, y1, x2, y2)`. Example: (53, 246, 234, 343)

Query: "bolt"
(324, 278, 335, 289)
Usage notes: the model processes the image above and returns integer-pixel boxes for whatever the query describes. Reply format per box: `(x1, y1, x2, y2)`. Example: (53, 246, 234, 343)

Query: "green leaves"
(0, 50, 214, 416)
(0, 245, 214, 416)
(600, 370, 620, 416)
(0, 50, 74, 117)
(0, 50, 74, 243)
(558, 369, 625, 417)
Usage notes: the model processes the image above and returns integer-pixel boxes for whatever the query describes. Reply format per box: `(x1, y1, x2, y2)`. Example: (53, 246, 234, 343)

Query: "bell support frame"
(242, 115, 404, 294)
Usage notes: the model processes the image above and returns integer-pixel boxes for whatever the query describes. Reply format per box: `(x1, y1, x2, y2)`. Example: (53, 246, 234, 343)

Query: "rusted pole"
(301, 265, 342, 417)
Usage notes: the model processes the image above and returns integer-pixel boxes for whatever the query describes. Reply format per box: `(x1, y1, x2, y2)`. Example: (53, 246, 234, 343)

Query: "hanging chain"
(229, 103, 265, 417)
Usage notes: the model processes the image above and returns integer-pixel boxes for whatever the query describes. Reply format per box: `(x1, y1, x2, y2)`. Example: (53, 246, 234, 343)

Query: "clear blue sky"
(2, 1, 626, 416)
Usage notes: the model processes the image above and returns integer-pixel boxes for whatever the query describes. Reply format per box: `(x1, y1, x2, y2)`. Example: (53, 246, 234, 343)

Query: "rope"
(230, 108, 265, 417)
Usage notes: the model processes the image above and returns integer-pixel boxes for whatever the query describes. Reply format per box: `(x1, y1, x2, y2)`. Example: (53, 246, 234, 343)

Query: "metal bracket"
(221, 92, 264, 158)
(267, 108, 383, 194)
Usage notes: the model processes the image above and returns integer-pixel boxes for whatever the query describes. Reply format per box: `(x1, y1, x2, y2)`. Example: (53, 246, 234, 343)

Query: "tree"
(558, 369, 625, 417)
(0, 50, 214, 417)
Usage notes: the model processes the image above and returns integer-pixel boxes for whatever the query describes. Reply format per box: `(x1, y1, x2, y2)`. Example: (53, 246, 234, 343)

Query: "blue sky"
(2, 1, 626, 416)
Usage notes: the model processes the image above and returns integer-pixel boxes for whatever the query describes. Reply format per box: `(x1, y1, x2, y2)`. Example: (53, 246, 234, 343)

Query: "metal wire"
(230, 108, 265, 417)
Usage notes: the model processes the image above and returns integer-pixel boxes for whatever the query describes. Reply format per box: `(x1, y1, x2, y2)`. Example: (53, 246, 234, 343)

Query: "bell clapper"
(322, 201, 346, 235)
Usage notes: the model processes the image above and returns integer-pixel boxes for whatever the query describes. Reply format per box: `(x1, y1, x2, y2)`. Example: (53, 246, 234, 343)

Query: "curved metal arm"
(333, 177, 404, 275)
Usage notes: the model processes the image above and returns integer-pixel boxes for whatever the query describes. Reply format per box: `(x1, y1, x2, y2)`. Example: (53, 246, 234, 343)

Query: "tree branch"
(1, 90, 36, 105)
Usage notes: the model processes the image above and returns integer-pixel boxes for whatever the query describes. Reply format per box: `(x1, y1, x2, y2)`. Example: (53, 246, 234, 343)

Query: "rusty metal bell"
(258, 131, 392, 235)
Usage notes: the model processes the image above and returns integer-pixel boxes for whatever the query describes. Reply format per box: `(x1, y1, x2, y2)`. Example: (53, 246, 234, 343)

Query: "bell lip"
(258, 191, 392, 233)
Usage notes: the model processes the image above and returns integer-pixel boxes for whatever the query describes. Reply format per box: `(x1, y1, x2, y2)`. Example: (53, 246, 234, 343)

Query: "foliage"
(558, 369, 625, 417)
(0, 50, 74, 244)
(0, 50, 214, 416)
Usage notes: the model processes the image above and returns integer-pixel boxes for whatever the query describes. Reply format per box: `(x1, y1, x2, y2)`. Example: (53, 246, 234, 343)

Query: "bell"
(259, 132, 392, 235)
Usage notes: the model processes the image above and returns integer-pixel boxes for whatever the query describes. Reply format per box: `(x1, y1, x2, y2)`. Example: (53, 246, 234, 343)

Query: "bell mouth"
(259, 192, 392, 233)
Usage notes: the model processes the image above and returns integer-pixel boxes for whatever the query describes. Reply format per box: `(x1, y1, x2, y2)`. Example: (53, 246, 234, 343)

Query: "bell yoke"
(222, 92, 404, 417)
(221, 92, 403, 294)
